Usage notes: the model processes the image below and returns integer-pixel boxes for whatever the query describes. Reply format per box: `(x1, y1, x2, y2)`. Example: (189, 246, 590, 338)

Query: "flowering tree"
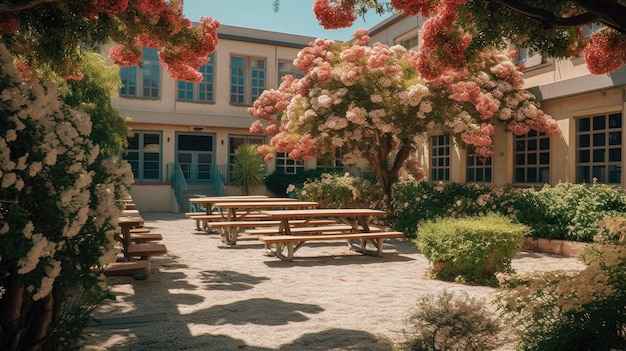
(248, 30, 557, 201)
(294, 0, 626, 75)
(0, 0, 219, 82)
(0, 44, 134, 350)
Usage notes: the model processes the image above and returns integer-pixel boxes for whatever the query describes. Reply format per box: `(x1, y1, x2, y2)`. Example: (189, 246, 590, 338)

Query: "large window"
(430, 135, 450, 181)
(576, 113, 622, 184)
(397, 34, 419, 50)
(276, 152, 304, 175)
(122, 131, 162, 181)
(278, 60, 303, 85)
(514, 130, 550, 184)
(177, 53, 215, 103)
(317, 148, 345, 173)
(230, 56, 265, 105)
(466, 154, 492, 183)
(120, 48, 160, 99)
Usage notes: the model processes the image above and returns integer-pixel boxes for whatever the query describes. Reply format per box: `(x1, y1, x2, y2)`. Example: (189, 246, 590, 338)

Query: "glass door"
(176, 134, 214, 183)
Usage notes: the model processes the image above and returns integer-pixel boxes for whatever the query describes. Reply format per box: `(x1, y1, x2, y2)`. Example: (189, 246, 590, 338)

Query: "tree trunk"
(0, 280, 52, 351)
(366, 136, 414, 207)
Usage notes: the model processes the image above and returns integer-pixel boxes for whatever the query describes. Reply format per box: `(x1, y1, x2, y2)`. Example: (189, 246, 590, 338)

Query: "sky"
(182, 0, 392, 40)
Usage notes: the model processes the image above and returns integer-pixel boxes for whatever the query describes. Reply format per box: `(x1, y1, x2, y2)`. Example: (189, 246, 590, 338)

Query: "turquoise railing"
(212, 164, 227, 196)
(167, 162, 188, 210)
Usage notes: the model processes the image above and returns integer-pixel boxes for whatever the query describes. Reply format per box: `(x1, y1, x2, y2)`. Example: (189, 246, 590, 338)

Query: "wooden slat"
(127, 243, 167, 257)
(103, 260, 150, 276)
(258, 231, 404, 244)
(130, 233, 163, 243)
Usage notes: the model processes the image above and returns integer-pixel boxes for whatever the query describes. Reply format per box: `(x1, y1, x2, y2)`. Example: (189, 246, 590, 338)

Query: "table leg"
(275, 242, 295, 261)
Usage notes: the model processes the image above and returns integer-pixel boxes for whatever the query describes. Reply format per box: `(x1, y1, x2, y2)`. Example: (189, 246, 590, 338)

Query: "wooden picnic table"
(187, 196, 299, 231)
(118, 215, 144, 260)
(211, 201, 319, 245)
(189, 195, 270, 214)
(257, 208, 403, 261)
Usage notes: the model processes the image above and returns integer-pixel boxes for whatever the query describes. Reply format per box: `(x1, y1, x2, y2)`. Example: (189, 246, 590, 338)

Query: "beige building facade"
(108, 25, 316, 212)
(112, 16, 626, 212)
(370, 15, 626, 188)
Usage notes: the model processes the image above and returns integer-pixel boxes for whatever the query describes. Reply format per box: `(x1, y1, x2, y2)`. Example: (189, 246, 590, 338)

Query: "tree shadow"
(188, 297, 324, 326)
(277, 328, 393, 351)
(198, 270, 270, 291)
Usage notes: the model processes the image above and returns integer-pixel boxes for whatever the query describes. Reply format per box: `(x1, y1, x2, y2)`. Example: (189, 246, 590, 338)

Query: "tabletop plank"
(213, 201, 318, 209)
(260, 208, 385, 218)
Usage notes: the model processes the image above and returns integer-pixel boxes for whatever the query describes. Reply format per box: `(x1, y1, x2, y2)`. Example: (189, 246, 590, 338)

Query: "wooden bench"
(130, 233, 163, 243)
(127, 243, 168, 260)
(103, 260, 150, 279)
(258, 231, 404, 261)
(244, 224, 380, 236)
(210, 219, 339, 245)
(129, 227, 152, 234)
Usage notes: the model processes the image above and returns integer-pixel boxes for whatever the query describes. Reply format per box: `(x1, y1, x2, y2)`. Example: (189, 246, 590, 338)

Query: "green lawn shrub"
(292, 172, 386, 210)
(264, 168, 327, 196)
(513, 182, 626, 242)
(391, 181, 517, 237)
(415, 213, 528, 284)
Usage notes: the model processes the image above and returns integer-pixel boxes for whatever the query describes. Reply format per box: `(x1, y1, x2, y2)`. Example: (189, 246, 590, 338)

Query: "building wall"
(370, 15, 626, 189)
(106, 25, 315, 212)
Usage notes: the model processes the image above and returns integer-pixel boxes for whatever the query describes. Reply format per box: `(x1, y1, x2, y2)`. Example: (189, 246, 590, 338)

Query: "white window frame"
(514, 130, 550, 184)
(277, 60, 303, 86)
(122, 131, 162, 181)
(430, 135, 450, 182)
(120, 48, 160, 99)
(466, 154, 492, 183)
(230, 55, 266, 106)
(177, 53, 215, 103)
(576, 112, 622, 184)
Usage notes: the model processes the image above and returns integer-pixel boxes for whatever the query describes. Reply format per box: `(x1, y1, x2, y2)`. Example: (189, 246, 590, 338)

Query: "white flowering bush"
(0, 44, 133, 350)
(497, 216, 626, 350)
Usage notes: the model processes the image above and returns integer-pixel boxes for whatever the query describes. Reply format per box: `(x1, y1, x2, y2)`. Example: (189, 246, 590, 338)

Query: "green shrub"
(398, 290, 505, 351)
(264, 168, 327, 196)
(390, 181, 518, 237)
(293, 173, 386, 210)
(230, 144, 265, 195)
(514, 182, 626, 242)
(415, 213, 528, 284)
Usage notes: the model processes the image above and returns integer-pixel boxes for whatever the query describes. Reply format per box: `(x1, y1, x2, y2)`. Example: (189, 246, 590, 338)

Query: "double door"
(177, 134, 214, 183)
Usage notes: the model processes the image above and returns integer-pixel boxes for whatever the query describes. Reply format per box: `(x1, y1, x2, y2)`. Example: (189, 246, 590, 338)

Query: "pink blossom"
(507, 122, 531, 136)
(313, 0, 357, 29)
(391, 0, 433, 16)
(352, 29, 371, 46)
(584, 29, 626, 74)
(109, 45, 142, 66)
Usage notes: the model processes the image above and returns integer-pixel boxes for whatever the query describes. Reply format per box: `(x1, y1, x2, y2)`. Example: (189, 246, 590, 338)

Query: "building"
(114, 16, 626, 212)
(108, 25, 317, 212)
(369, 15, 626, 188)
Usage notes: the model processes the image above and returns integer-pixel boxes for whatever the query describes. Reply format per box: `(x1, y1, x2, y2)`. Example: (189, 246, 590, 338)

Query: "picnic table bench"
(257, 208, 403, 261)
(187, 196, 293, 231)
(212, 200, 319, 244)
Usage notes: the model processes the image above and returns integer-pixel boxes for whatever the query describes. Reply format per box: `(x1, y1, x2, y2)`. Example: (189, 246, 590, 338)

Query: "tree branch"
(0, 0, 62, 13)
(499, 0, 626, 33)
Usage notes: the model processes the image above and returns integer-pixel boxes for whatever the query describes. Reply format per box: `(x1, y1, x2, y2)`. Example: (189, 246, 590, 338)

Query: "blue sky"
(182, 0, 392, 40)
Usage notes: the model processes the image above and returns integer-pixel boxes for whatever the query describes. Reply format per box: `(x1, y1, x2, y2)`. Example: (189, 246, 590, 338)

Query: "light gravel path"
(82, 212, 586, 351)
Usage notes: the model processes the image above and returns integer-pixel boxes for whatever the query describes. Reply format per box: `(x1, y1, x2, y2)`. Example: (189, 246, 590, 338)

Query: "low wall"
(129, 183, 178, 213)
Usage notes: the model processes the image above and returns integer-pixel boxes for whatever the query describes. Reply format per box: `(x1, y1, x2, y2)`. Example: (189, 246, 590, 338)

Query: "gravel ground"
(82, 212, 586, 351)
